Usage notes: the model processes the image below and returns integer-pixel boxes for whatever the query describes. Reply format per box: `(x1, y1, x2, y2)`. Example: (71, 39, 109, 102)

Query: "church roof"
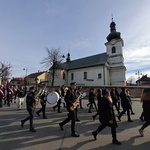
(61, 52, 107, 70)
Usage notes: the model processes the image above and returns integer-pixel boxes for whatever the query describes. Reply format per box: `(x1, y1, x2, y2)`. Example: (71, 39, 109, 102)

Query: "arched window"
(112, 46, 116, 53)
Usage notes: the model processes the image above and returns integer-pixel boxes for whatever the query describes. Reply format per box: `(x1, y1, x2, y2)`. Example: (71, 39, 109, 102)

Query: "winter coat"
(141, 90, 150, 121)
(99, 96, 117, 127)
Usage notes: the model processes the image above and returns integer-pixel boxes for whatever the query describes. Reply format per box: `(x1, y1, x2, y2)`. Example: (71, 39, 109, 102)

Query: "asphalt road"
(0, 98, 149, 150)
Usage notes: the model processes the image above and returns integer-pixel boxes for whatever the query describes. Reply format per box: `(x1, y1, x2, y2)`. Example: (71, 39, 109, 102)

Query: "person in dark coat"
(110, 88, 120, 114)
(92, 89, 121, 145)
(139, 88, 150, 136)
(53, 86, 62, 113)
(59, 82, 80, 137)
(117, 88, 133, 122)
(87, 88, 97, 113)
(92, 89, 103, 121)
(21, 86, 37, 132)
(36, 84, 48, 119)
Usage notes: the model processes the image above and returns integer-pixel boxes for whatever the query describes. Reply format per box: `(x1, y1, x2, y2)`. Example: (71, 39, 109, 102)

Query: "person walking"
(21, 86, 37, 132)
(139, 88, 150, 136)
(117, 88, 133, 122)
(92, 89, 121, 145)
(87, 88, 97, 113)
(92, 89, 103, 121)
(59, 82, 80, 137)
(17, 85, 26, 110)
(36, 84, 48, 119)
(53, 86, 62, 113)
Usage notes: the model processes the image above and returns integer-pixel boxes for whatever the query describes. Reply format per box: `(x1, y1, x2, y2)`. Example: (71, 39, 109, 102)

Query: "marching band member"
(36, 84, 47, 119)
(6, 85, 14, 106)
(92, 89, 121, 145)
(21, 86, 37, 132)
(59, 82, 80, 137)
(16, 85, 27, 110)
(53, 86, 62, 113)
(0, 85, 5, 108)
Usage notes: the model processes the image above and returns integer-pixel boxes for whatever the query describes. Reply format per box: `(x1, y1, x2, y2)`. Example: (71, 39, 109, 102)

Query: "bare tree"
(41, 47, 64, 86)
(0, 62, 12, 83)
(127, 76, 136, 85)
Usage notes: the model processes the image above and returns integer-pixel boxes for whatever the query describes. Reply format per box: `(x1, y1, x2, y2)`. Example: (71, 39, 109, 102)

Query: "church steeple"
(66, 52, 71, 62)
(106, 17, 121, 42)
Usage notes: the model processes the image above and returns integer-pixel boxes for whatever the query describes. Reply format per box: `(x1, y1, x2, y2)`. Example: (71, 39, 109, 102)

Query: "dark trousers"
(113, 102, 120, 114)
(0, 98, 3, 107)
(53, 99, 61, 112)
(118, 107, 131, 121)
(22, 107, 35, 129)
(89, 101, 98, 112)
(96, 123, 117, 140)
(36, 100, 46, 117)
(61, 107, 76, 133)
(141, 121, 150, 130)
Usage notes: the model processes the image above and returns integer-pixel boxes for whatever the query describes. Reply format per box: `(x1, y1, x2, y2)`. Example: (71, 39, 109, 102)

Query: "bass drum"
(46, 92, 59, 104)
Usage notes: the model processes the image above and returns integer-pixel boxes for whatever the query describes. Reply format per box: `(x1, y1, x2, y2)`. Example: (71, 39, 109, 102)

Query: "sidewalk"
(0, 99, 148, 150)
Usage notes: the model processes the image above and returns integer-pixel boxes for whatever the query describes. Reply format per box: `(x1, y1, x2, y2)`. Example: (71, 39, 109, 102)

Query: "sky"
(0, 0, 150, 83)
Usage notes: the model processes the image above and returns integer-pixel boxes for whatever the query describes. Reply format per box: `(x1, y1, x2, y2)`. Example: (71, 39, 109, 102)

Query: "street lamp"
(135, 71, 142, 79)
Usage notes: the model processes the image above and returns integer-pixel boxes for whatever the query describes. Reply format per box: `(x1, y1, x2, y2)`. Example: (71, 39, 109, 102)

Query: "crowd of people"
(0, 82, 150, 146)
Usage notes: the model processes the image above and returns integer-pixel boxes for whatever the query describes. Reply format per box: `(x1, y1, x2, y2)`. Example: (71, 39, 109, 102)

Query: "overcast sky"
(0, 0, 150, 82)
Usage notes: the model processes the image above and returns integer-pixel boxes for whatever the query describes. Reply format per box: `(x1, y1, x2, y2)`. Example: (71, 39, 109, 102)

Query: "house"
(136, 75, 150, 86)
(25, 71, 49, 85)
(50, 19, 126, 86)
(9, 77, 25, 86)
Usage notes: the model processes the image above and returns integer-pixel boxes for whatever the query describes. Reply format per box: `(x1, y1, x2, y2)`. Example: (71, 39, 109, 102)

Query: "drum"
(46, 92, 59, 104)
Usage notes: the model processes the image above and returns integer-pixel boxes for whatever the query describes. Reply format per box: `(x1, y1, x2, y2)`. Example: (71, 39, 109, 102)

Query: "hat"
(102, 89, 109, 95)
(70, 82, 76, 86)
(29, 86, 34, 90)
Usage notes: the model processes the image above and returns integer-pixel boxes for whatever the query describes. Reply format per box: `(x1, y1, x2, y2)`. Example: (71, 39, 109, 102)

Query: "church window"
(98, 73, 102, 79)
(84, 72, 87, 79)
(112, 47, 116, 53)
(71, 73, 74, 80)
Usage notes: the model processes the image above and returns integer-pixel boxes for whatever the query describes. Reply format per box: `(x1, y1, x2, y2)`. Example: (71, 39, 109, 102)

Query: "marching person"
(6, 85, 14, 106)
(92, 89, 103, 121)
(17, 85, 27, 110)
(92, 89, 121, 145)
(36, 84, 48, 119)
(53, 86, 62, 113)
(59, 82, 80, 137)
(139, 88, 150, 136)
(21, 86, 37, 132)
(110, 88, 120, 114)
(117, 88, 133, 122)
(0, 85, 5, 108)
(87, 88, 98, 113)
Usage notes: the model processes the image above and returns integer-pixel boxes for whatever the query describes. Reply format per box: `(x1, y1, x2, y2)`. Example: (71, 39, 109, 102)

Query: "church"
(52, 19, 126, 86)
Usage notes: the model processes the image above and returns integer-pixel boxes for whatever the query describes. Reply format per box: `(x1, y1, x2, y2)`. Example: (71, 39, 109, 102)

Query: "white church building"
(52, 20, 126, 86)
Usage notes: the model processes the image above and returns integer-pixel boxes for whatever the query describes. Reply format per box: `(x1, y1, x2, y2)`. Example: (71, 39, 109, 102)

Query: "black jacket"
(65, 88, 77, 108)
(99, 96, 117, 127)
(26, 92, 35, 109)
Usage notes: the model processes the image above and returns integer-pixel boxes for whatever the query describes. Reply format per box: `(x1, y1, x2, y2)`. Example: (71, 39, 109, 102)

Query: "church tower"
(105, 18, 126, 85)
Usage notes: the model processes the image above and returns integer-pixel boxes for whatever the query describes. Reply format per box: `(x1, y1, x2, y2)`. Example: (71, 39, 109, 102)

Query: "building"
(136, 75, 150, 86)
(25, 71, 49, 85)
(9, 77, 25, 86)
(50, 19, 126, 86)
